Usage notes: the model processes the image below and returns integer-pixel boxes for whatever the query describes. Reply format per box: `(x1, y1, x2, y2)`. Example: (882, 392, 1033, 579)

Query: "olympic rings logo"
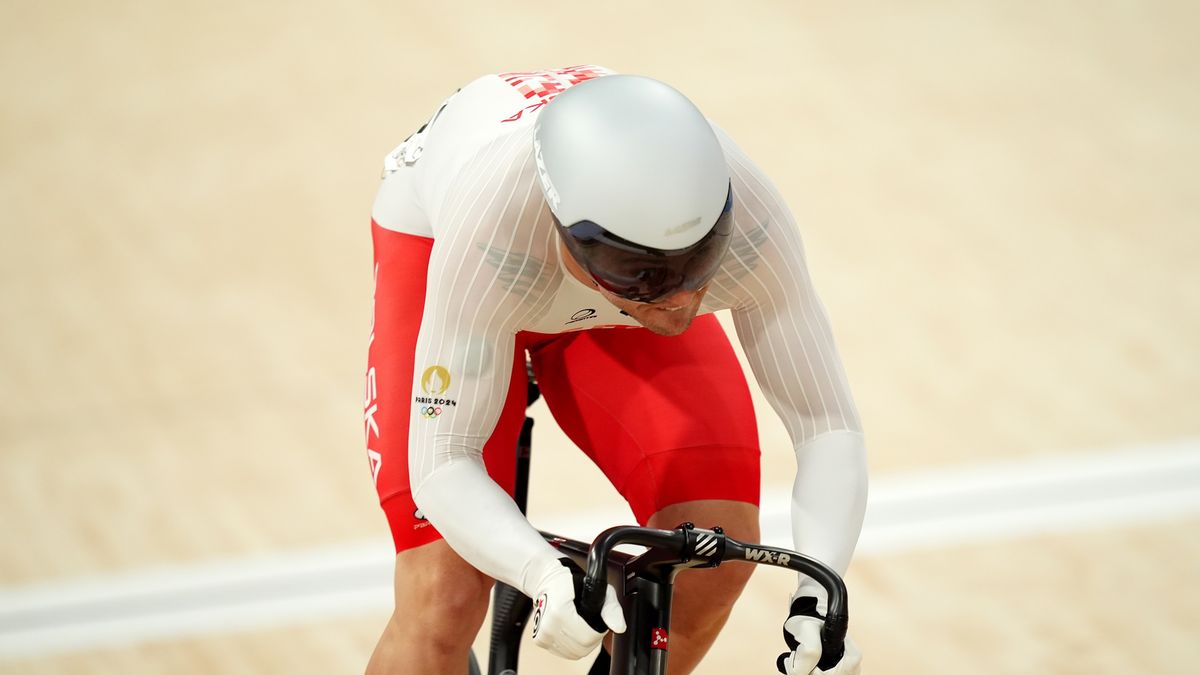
(420, 406, 443, 419)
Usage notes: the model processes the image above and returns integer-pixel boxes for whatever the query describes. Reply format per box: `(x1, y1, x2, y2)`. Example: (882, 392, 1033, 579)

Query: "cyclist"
(363, 66, 866, 675)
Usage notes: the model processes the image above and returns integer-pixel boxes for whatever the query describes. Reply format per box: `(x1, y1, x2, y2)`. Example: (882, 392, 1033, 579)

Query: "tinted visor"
(557, 186, 734, 303)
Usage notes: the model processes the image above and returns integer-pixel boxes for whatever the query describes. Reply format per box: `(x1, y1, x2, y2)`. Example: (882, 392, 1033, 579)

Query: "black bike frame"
(483, 379, 848, 675)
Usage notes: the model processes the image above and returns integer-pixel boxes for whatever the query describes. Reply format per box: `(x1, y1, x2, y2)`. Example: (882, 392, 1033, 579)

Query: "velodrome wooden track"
(2, 1, 1198, 673)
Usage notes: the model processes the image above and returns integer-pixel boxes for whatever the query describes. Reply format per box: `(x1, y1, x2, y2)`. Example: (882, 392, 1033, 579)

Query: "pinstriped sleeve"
(405, 134, 565, 595)
(717, 135, 869, 576)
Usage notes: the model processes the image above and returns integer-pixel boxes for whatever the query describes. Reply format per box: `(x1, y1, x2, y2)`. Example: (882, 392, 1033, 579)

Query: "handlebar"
(577, 524, 849, 665)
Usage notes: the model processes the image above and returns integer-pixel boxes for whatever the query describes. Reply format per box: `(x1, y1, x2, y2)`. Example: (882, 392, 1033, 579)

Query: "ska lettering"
(365, 264, 383, 484)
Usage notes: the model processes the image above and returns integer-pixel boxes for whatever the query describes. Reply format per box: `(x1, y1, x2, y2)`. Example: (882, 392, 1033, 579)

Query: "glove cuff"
(791, 578, 830, 615)
(787, 595, 823, 620)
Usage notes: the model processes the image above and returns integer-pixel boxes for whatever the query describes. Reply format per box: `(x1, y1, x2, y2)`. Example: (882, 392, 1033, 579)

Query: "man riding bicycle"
(362, 66, 867, 675)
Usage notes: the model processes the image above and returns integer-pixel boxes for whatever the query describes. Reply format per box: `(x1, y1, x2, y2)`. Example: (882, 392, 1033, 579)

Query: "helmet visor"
(557, 186, 733, 303)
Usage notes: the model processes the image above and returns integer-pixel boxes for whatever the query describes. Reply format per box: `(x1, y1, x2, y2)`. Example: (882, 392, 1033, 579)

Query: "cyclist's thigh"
(366, 221, 526, 553)
(529, 315, 760, 524)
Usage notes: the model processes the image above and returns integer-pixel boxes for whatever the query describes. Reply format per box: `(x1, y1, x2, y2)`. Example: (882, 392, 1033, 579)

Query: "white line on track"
(2, 439, 1198, 659)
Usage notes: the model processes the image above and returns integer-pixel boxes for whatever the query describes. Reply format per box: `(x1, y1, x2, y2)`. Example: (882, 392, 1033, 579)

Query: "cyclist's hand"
(777, 582, 862, 674)
(529, 558, 626, 660)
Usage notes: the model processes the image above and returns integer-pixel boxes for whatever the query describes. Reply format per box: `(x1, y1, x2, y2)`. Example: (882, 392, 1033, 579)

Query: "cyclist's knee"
(392, 542, 492, 640)
(646, 499, 759, 618)
(682, 554, 755, 607)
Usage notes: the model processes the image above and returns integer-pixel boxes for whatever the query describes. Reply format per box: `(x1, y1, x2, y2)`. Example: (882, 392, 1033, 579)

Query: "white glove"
(529, 558, 626, 660)
(777, 582, 862, 674)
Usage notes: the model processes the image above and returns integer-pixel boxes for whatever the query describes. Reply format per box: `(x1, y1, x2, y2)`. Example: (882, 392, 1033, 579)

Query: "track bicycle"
(470, 376, 850, 675)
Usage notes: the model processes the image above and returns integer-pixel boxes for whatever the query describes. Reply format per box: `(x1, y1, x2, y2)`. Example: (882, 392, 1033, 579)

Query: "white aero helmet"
(534, 74, 733, 303)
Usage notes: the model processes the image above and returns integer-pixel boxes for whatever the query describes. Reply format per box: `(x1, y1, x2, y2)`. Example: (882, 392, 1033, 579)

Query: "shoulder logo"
(566, 308, 598, 324)
(415, 365, 457, 419)
(420, 366, 451, 395)
(420, 362, 460, 415)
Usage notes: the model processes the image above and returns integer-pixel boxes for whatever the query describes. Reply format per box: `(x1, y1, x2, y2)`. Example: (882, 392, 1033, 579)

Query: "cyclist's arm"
(721, 151, 867, 576)
(732, 296, 867, 575)
(405, 181, 564, 597)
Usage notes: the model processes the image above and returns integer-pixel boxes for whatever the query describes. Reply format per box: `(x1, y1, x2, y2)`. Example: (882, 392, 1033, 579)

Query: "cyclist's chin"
(630, 306, 700, 336)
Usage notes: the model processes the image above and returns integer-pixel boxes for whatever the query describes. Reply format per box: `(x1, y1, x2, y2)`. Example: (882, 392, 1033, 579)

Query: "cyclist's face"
(560, 240, 707, 336)
(599, 284, 709, 336)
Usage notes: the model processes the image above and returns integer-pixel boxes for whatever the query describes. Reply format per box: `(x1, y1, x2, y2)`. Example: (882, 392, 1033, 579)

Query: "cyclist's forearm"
(412, 459, 562, 595)
(789, 430, 868, 576)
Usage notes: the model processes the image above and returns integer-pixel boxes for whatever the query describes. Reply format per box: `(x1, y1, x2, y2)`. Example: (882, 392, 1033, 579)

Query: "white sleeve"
(406, 133, 566, 596)
(716, 141, 868, 576)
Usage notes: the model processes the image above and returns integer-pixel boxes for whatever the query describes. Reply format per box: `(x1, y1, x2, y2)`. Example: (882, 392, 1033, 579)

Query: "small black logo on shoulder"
(566, 308, 598, 324)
